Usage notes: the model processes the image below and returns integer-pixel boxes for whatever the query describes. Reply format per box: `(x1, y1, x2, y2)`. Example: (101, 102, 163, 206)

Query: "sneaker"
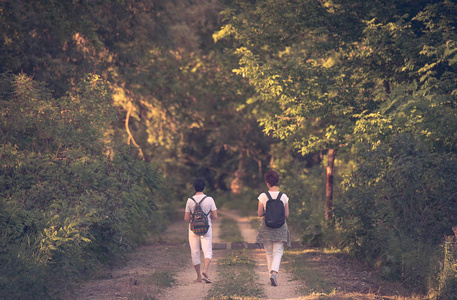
(270, 273, 278, 286)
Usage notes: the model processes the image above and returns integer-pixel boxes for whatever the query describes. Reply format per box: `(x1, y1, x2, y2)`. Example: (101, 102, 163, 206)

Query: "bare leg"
(193, 264, 202, 282)
(202, 258, 212, 283)
(202, 258, 211, 275)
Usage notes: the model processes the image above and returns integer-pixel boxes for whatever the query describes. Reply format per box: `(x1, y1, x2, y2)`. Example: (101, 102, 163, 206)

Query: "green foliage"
(435, 237, 457, 299)
(217, 1, 457, 296)
(216, 0, 372, 154)
(0, 74, 163, 299)
(2, 1, 457, 298)
(1, 0, 268, 198)
(334, 134, 457, 290)
(215, 189, 260, 214)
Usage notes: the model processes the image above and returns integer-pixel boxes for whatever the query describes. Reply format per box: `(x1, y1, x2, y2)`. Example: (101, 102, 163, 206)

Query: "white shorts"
(188, 227, 213, 265)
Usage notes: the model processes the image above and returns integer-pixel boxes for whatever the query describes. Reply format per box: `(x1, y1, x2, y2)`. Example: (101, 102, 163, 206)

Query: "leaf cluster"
(216, 0, 457, 156)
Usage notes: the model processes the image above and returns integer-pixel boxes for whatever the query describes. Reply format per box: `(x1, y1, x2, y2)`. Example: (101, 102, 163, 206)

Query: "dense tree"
(0, 2, 276, 296)
(216, 0, 457, 294)
(0, 0, 272, 196)
(0, 74, 165, 298)
(214, 0, 368, 219)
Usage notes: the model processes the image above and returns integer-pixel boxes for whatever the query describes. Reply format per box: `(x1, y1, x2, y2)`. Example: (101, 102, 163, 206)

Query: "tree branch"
(125, 101, 144, 160)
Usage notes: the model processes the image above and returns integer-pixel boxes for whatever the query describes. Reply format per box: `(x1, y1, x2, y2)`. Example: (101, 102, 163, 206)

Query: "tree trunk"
(231, 151, 246, 195)
(325, 148, 336, 220)
(452, 226, 457, 248)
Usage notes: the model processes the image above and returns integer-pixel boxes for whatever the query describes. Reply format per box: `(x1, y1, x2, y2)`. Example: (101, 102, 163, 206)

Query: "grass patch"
(207, 250, 264, 299)
(219, 218, 244, 243)
(250, 217, 261, 230)
(283, 249, 334, 295)
(144, 270, 176, 288)
(283, 248, 417, 299)
(139, 245, 188, 293)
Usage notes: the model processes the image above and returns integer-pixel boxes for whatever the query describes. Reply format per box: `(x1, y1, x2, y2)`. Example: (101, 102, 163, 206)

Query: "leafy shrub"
(334, 134, 457, 290)
(0, 73, 164, 299)
(435, 236, 457, 299)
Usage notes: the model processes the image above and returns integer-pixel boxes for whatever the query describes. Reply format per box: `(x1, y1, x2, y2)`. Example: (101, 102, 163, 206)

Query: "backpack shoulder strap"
(190, 196, 208, 205)
(199, 195, 208, 204)
(191, 196, 209, 215)
(200, 196, 210, 216)
(276, 192, 283, 201)
(190, 197, 199, 215)
(266, 192, 273, 201)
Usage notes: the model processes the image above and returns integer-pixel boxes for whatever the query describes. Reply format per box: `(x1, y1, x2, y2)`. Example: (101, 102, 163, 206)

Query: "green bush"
(334, 134, 457, 290)
(0, 73, 164, 299)
(435, 237, 457, 299)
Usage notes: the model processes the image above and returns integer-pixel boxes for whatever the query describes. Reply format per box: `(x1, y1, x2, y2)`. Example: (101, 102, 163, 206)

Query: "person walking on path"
(256, 170, 291, 286)
(184, 177, 218, 284)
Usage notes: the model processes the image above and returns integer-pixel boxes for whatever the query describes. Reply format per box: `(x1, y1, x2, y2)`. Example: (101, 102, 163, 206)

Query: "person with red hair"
(256, 170, 291, 286)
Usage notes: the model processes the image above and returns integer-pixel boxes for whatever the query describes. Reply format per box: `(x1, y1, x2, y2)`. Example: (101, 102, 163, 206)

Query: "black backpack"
(264, 191, 285, 228)
(190, 196, 210, 236)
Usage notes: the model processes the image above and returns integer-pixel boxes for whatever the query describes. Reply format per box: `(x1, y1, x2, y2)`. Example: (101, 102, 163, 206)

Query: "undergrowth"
(283, 249, 334, 296)
(219, 218, 244, 243)
(207, 250, 264, 299)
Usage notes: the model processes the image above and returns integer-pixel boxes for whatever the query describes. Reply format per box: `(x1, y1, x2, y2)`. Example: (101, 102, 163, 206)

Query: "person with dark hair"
(184, 177, 218, 283)
(256, 170, 291, 286)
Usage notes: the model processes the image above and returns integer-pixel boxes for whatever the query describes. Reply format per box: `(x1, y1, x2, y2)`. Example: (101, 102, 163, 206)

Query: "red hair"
(265, 170, 279, 186)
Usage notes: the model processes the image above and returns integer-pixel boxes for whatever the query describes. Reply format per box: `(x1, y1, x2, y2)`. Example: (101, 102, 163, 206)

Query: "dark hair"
(193, 177, 206, 192)
(265, 170, 279, 187)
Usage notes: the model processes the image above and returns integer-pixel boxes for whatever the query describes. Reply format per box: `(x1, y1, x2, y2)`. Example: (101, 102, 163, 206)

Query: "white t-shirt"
(258, 191, 289, 210)
(185, 194, 217, 226)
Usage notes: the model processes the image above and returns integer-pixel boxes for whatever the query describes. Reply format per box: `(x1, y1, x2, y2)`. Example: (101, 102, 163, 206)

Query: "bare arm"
(285, 202, 289, 218)
(258, 201, 265, 217)
(184, 211, 191, 222)
(211, 210, 218, 220)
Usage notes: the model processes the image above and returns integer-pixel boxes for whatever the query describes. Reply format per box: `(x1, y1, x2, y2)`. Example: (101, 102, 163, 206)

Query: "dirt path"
(158, 208, 303, 300)
(218, 209, 257, 243)
(157, 249, 227, 300)
(69, 242, 189, 300)
(252, 249, 304, 300)
(68, 208, 412, 300)
(156, 208, 223, 300)
(218, 209, 303, 299)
